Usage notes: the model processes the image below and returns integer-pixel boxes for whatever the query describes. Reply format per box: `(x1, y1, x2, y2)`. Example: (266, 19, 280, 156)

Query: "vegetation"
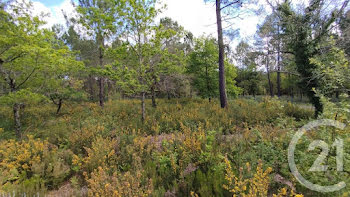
(0, 98, 315, 196)
(0, 0, 350, 196)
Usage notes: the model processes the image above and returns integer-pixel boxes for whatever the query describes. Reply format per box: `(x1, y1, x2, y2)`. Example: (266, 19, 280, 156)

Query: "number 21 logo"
(288, 119, 347, 193)
(308, 138, 343, 172)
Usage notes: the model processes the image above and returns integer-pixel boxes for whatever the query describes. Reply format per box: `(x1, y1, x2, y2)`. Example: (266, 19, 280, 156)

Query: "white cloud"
(159, 0, 218, 37)
(51, 0, 76, 25)
(31, 0, 263, 47)
(159, 0, 265, 48)
(31, 0, 75, 28)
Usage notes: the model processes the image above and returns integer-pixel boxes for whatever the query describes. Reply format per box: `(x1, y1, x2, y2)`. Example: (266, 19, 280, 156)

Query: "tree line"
(1, 0, 350, 138)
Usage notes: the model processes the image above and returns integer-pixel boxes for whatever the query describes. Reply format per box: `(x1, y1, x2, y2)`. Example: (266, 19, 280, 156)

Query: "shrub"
(0, 136, 71, 194)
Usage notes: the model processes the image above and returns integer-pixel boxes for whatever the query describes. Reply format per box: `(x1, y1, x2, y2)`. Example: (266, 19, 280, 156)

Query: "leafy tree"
(338, 10, 350, 57)
(60, 25, 99, 101)
(114, 0, 160, 122)
(188, 37, 219, 101)
(257, 13, 279, 97)
(75, 0, 125, 107)
(188, 37, 240, 101)
(153, 17, 192, 102)
(236, 67, 263, 97)
(278, 0, 349, 117)
(148, 17, 187, 107)
(0, 1, 81, 137)
(225, 62, 241, 97)
(310, 40, 350, 97)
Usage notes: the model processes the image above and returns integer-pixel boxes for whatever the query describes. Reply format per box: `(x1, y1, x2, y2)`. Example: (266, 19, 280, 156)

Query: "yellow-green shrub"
(86, 156, 153, 197)
(72, 136, 119, 175)
(0, 136, 71, 194)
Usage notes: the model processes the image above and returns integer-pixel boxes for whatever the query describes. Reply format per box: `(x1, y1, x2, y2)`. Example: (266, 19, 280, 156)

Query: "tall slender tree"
(75, 0, 125, 107)
(206, 0, 254, 107)
(215, 0, 229, 108)
(115, 0, 160, 122)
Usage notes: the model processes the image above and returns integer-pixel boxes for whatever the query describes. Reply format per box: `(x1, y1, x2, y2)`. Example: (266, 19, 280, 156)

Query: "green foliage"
(310, 40, 350, 96)
(0, 1, 84, 136)
(188, 37, 240, 99)
(0, 89, 46, 106)
(187, 37, 220, 99)
(278, 0, 343, 117)
(111, 0, 162, 96)
(1, 0, 349, 196)
(236, 67, 264, 96)
(0, 97, 317, 195)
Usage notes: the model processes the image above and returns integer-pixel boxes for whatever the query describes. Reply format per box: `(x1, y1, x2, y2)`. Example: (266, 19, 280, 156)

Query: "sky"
(31, 0, 264, 47)
(34, 0, 62, 7)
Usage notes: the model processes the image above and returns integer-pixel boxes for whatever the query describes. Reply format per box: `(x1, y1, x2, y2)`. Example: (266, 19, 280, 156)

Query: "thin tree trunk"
(167, 91, 171, 100)
(56, 99, 63, 114)
(277, 59, 281, 97)
(266, 52, 273, 97)
(206, 65, 211, 103)
(99, 77, 104, 107)
(216, 0, 228, 108)
(151, 86, 157, 108)
(141, 92, 145, 123)
(288, 73, 293, 102)
(8, 76, 22, 138)
(88, 75, 95, 101)
(277, 24, 282, 97)
(98, 36, 105, 107)
(13, 103, 22, 138)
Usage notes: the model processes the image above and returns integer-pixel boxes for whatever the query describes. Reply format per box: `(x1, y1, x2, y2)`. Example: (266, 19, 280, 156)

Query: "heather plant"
(72, 136, 119, 176)
(86, 155, 153, 197)
(223, 158, 303, 197)
(0, 135, 71, 195)
(0, 98, 317, 195)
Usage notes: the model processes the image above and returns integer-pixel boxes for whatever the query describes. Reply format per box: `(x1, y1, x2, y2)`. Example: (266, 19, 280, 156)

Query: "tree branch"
(15, 68, 36, 90)
(220, 0, 240, 10)
(4, 53, 26, 63)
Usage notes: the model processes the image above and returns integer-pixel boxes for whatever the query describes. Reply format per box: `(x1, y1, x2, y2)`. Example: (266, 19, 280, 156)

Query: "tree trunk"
(98, 36, 105, 107)
(141, 92, 146, 123)
(216, 0, 228, 108)
(99, 77, 104, 107)
(277, 24, 282, 98)
(88, 75, 95, 101)
(8, 76, 22, 138)
(151, 86, 157, 108)
(266, 52, 273, 97)
(206, 65, 211, 102)
(56, 99, 63, 114)
(277, 61, 281, 97)
(167, 91, 171, 100)
(13, 103, 22, 138)
(288, 74, 293, 102)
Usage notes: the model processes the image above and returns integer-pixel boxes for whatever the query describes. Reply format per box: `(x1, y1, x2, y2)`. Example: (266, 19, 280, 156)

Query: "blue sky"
(36, 0, 63, 7)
